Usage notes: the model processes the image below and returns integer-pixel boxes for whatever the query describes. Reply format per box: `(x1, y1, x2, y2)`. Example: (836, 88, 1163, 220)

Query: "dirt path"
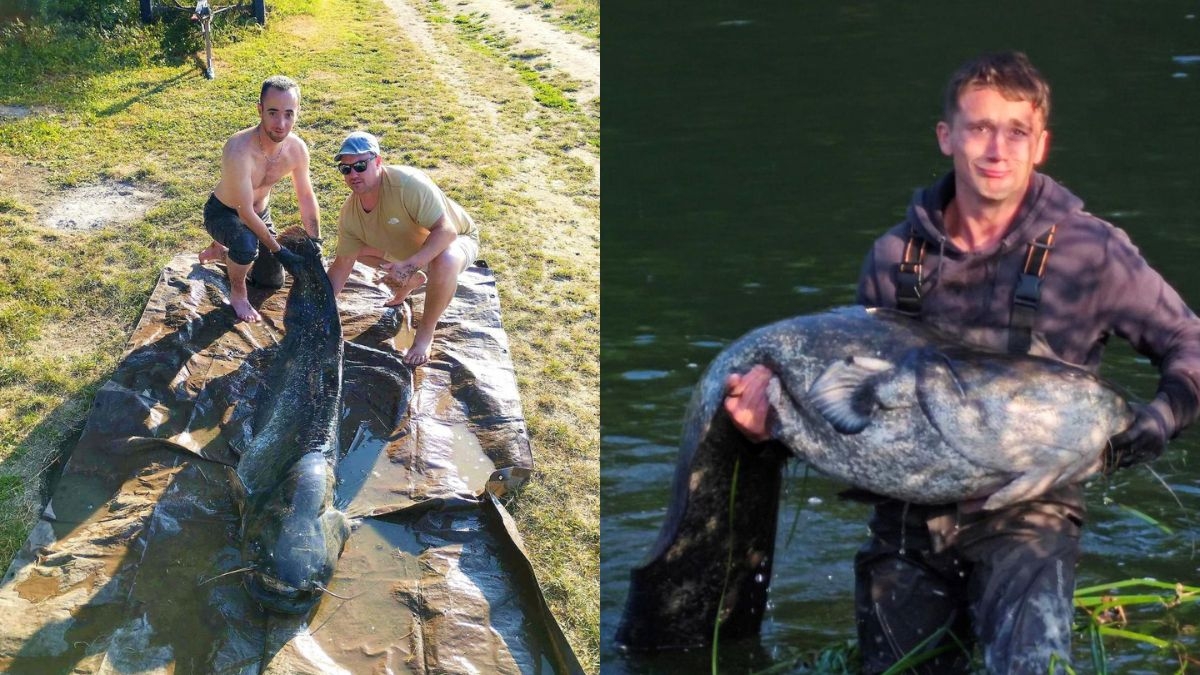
(451, 0, 599, 105)
(378, 0, 598, 106)
(377, 0, 600, 259)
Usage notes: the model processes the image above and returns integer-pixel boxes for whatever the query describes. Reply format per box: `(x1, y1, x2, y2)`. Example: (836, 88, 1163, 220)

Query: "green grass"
(0, 0, 598, 669)
(734, 578, 1200, 674)
(532, 0, 598, 39)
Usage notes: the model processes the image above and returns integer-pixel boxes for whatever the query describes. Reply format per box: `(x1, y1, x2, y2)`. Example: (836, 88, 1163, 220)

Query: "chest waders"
(860, 224, 1076, 674)
(894, 224, 1058, 354)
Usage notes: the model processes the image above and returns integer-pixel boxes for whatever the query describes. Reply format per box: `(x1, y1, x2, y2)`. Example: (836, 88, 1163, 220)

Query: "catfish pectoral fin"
(806, 356, 893, 434)
(980, 467, 1065, 511)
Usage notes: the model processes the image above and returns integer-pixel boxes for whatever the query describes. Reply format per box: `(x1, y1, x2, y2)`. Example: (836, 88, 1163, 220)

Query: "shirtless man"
(198, 75, 320, 322)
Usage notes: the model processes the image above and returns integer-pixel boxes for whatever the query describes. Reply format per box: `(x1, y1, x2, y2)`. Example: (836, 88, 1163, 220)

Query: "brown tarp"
(0, 255, 581, 674)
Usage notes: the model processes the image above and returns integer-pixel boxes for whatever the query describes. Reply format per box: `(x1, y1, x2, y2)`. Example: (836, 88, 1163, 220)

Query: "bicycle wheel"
(139, 0, 155, 22)
(251, 0, 266, 26)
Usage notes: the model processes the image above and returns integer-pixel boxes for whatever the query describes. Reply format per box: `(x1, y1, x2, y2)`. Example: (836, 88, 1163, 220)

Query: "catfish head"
(270, 226, 323, 277)
(241, 452, 351, 614)
(271, 226, 340, 337)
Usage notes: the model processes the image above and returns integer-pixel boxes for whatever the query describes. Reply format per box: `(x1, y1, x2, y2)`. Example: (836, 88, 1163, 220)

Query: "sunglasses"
(337, 159, 372, 175)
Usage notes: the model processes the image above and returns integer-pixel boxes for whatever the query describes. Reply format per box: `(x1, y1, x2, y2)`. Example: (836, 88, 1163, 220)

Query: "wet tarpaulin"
(0, 254, 582, 674)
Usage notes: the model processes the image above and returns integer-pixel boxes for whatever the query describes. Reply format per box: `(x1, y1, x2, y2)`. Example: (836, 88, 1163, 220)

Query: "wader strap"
(1008, 224, 1057, 354)
(895, 229, 927, 315)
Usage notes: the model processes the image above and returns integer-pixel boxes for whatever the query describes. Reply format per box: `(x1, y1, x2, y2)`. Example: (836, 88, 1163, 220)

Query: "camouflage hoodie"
(857, 171, 1200, 440)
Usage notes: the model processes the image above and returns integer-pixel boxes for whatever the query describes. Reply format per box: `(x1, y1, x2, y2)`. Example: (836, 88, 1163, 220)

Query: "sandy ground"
(0, 161, 162, 231)
(0, 105, 32, 118)
(42, 181, 162, 230)
(0, 105, 58, 119)
(1, 104, 164, 229)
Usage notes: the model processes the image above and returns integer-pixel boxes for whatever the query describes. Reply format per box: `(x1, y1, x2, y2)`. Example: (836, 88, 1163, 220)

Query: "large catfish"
(234, 229, 350, 615)
(616, 305, 1134, 650)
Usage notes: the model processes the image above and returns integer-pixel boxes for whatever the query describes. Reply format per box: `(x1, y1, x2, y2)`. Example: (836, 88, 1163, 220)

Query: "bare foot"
(199, 241, 227, 264)
(230, 296, 262, 323)
(382, 270, 428, 307)
(402, 332, 433, 366)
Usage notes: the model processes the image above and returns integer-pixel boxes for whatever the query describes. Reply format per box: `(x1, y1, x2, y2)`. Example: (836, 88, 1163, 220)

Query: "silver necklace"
(256, 126, 284, 164)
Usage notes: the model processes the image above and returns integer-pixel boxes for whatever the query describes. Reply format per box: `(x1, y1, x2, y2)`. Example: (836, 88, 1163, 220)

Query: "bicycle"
(139, 0, 266, 79)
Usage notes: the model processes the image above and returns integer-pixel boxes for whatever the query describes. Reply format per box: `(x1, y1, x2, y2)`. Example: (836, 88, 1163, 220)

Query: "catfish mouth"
(244, 570, 321, 615)
(278, 227, 322, 258)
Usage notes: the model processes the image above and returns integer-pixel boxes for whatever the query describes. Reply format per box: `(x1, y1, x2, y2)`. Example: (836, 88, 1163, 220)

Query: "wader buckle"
(895, 234, 927, 315)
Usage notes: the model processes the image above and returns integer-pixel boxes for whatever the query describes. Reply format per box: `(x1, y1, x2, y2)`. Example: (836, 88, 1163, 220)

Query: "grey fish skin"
(765, 309, 1133, 510)
(236, 230, 350, 615)
(616, 306, 1133, 651)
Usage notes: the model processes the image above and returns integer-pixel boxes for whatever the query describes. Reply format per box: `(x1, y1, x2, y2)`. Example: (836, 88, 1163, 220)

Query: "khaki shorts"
(382, 233, 479, 273)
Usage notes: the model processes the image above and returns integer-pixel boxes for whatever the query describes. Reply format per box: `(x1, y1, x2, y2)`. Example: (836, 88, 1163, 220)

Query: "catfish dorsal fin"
(807, 356, 894, 434)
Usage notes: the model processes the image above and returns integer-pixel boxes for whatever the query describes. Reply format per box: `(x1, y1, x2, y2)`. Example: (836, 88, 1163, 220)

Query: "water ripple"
(621, 369, 670, 381)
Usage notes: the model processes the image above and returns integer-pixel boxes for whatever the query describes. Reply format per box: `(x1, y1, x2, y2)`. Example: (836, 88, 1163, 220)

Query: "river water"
(601, 1, 1200, 672)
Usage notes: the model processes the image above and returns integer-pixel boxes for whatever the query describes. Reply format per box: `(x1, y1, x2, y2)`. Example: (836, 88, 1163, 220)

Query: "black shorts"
(202, 193, 274, 265)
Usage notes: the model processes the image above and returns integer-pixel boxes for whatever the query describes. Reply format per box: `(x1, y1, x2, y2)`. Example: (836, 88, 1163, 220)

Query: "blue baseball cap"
(334, 131, 380, 161)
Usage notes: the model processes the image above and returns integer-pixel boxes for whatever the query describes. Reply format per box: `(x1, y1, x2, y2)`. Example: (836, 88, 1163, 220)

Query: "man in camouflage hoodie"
(724, 51, 1200, 673)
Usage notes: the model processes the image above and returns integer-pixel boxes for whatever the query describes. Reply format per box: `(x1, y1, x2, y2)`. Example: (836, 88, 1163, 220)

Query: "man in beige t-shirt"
(326, 131, 480, 366)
